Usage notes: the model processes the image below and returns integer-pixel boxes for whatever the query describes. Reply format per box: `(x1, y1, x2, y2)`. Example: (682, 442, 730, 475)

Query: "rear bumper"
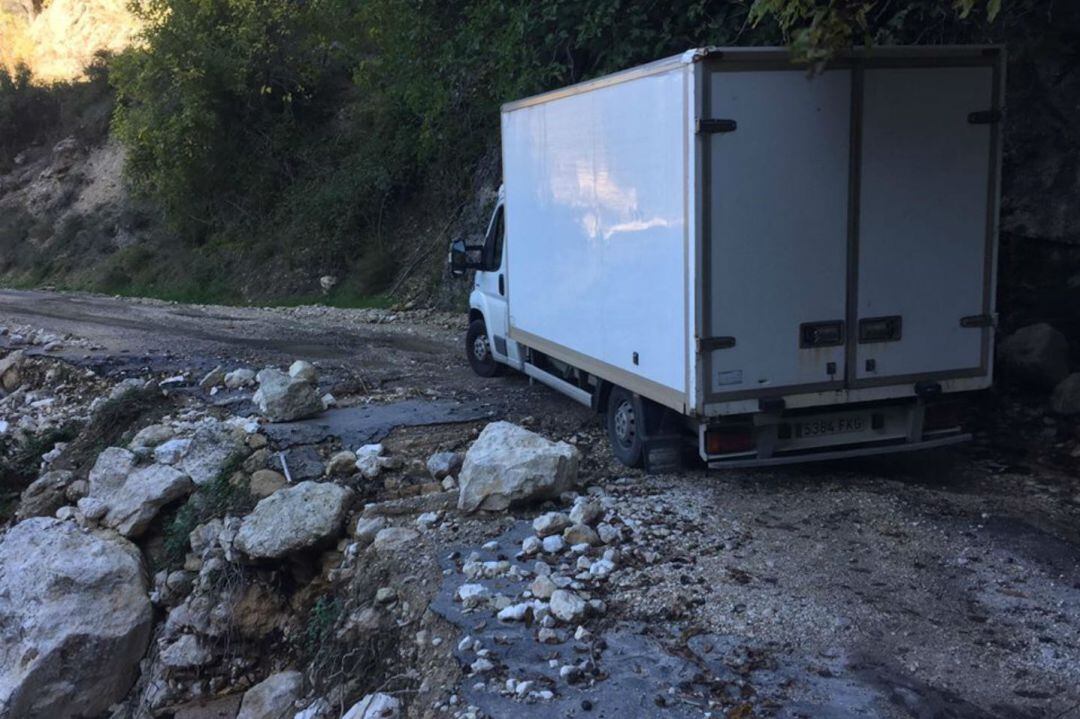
(707, 432, 970, 469)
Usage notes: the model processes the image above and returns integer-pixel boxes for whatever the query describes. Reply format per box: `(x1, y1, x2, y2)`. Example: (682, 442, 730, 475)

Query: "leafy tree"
(748, 0, 1004, 61)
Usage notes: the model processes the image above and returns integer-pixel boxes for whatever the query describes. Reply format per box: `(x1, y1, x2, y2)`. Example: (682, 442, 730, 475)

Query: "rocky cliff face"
(1, 0, 137, 81)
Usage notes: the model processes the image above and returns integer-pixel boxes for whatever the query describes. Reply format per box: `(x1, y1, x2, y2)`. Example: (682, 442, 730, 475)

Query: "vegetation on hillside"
(0, 0, 1064, 304)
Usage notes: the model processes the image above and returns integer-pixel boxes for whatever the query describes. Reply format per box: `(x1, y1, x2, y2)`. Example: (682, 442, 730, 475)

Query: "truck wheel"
(606, 386, 644, 467)
(466, 319, 503, 378)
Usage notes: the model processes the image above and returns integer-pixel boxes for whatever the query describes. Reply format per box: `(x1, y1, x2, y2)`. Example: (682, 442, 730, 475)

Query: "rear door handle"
(498, 274, 505, 296)
(858, 316, 902, 343)
(799, 321, 845, 348)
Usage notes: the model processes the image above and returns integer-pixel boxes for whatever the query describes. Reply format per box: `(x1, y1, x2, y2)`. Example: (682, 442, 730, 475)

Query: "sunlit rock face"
(1, 0, 138, 81)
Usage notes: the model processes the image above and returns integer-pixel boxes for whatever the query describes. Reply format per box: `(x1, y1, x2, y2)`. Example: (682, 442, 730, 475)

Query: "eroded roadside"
(0, 290, 1078, 719)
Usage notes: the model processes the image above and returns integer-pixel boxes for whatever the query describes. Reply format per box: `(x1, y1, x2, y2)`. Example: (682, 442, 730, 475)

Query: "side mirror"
(449, 239, 468, 278)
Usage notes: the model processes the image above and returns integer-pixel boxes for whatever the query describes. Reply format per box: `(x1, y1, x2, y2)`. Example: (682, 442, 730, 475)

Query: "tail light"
(705, 426, 755, 455)
(924, 402, 964, 432)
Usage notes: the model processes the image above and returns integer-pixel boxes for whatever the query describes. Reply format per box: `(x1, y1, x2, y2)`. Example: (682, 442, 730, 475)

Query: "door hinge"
(697, 118, 737, 134)
(968, 109, 1002, 125)
(698, 336, 736, 352)
(960, 313, 996, 328)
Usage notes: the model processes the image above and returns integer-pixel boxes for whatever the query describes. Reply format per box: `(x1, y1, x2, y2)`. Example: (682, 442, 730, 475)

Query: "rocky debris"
(326, 450, 358, 477)
(225, 368, 257, 389)
(236, 481, 353, 559)
(342, 693, 401, 719)
(356, 443, 391, 479)
(87, 448, 195, 537)
(253, 368, 323, 422)
(0, 349, 25, 391)
(998, 322, 1070, 388)
(236, 670, 303, 719)
(15, 469, 74, 520)
(250, 468, 288, 498)
(372, 526, 421, 552)
(1050, 373, 1080, 415)
(0, 518, 152, 718)
(457, 422, 580, 513)
(427, 450, 463, 480)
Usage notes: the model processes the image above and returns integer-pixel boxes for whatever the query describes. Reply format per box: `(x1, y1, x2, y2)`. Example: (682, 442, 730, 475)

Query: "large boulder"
(236, 670, 303, 719)
(0, 518, 153, 717)
(457, 422, 580, 513)
(997, 323, 1070, 389)
(16, 469, 74, 521)
(235, 481, 353, 559)
(87, 448, 194, 537)
(253, 368, 323, 422)
(1051, 373, 1080, 415)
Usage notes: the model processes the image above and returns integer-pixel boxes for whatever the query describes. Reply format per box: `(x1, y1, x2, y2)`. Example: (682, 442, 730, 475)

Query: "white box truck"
(450, 45, 1004, 470)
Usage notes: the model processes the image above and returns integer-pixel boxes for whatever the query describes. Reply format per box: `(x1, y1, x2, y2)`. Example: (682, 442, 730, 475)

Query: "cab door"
(475, 204, 511, 361)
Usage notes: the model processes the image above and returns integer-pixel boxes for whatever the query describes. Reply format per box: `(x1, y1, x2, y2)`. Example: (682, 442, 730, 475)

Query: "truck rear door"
(853, 63, 999, 385)
(701, 66, 853, 400)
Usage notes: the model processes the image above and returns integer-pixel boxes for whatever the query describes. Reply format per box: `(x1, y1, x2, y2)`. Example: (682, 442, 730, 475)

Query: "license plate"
(792, 415, 867, 439)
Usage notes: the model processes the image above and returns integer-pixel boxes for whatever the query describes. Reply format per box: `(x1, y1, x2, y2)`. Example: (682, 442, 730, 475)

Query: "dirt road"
(2, 289, 1079, 718)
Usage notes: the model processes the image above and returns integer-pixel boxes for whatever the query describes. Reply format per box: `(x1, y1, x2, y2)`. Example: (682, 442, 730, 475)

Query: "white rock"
(457, 583, 490, 609)
(236, 481, 353, 558)
(153, 437, 192, 465)
(549, 589, 587, 623)
(417, 511, 440, 528)
(160, 633, 213, 669)
(178, 422, 245, 485)
(542, 535, 565, 554)
(254, 368, 324, 422)
(288, 360, 318, 384)
(224, 368, 257, 389)
(237, 670, 304, 719)
(533, 511, 571, 537)
(354, 516, 388, 546)
(597, 523, 622, 545)
(426, 451, 463, 480)
(372, 526, 420, 552)
(88, 452, 194, 538)
(342, 693, 400, 719)
(76, 495, 108, 521)
(457, 422, 579, 513)
(497, 602, 534, 622)
(521, 536, 542, 555)
(0, 518, 152, 717)
(530, 575, 556, 600)
(569, 497, 603, 526)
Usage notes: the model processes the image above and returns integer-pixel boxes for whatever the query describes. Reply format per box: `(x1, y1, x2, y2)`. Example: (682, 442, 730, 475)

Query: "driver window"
(484, 206, 505, 270)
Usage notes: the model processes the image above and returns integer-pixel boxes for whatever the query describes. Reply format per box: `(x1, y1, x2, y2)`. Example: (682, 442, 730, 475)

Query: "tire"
(606, 385, 644, 468)
(466, 318, 503, 378)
